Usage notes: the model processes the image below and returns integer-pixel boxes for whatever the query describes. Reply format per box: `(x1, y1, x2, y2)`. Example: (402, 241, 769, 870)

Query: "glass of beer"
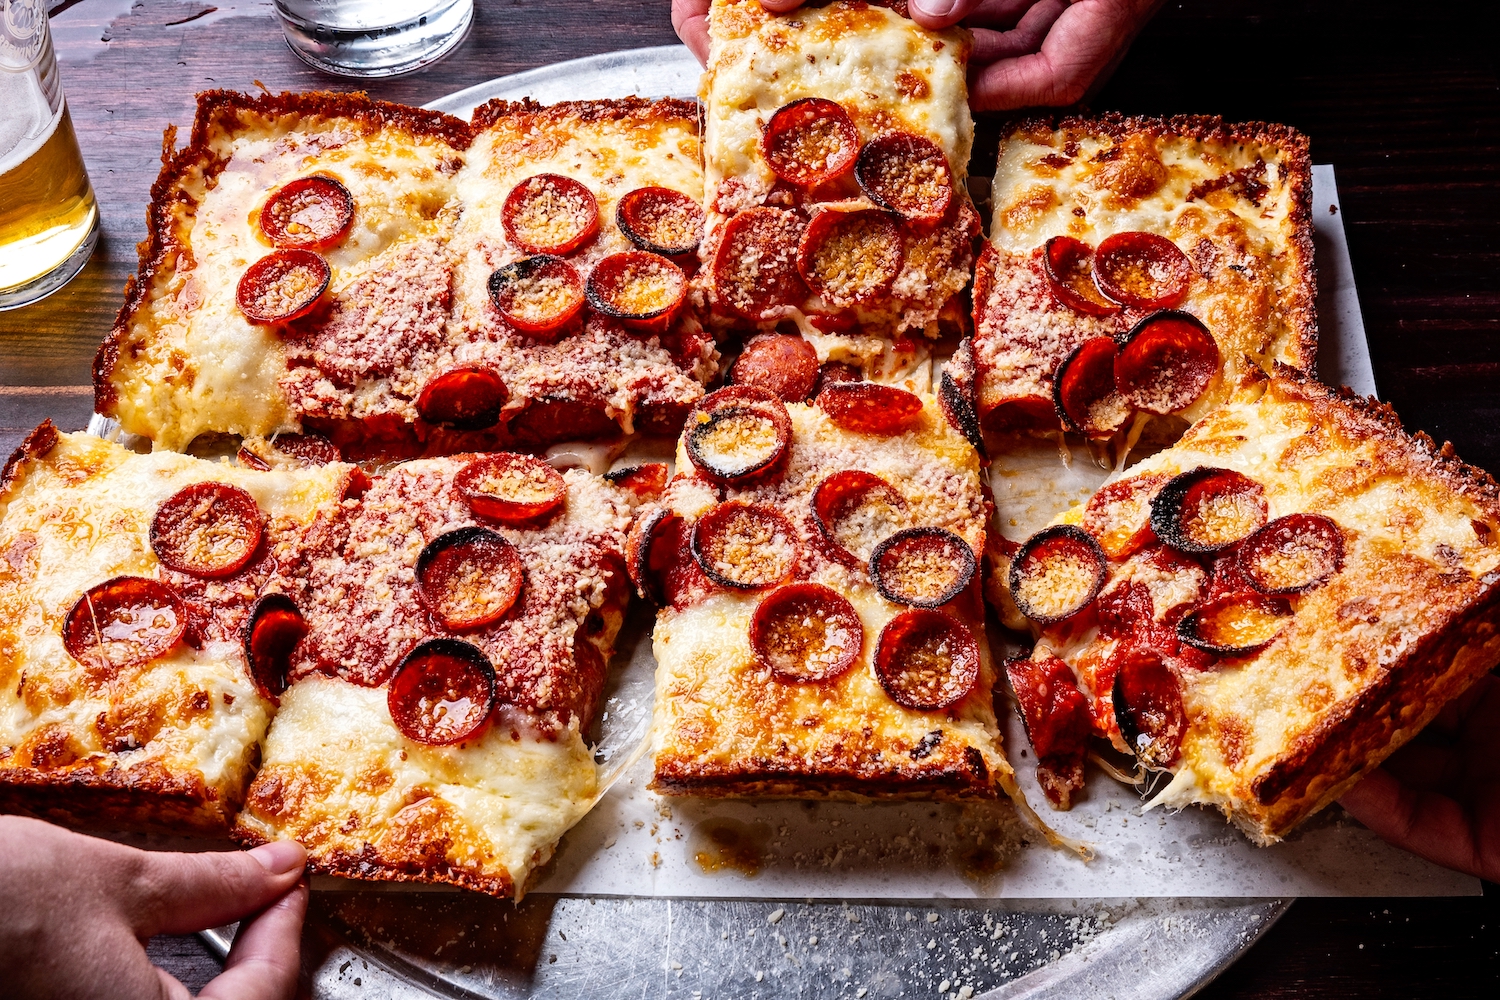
(274, 0, 474, 78)
(0, 0, 98, 310)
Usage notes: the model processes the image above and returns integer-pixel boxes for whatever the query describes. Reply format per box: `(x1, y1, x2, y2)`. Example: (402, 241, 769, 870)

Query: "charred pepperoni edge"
(730, 333, 820, 403)
(811, 469, 908, 567)
(1113, 310, 1220, 415)
(454, 453, 569, 526)
(711, 207, 808, 322)
(1082, 474, 1164, 559)
(235, 447, 271, 471)
(1043, 236, 1120, 317)
(416, 366, 508, 430)
(689, 501, 797, 591)
(1005, 655, 1092, 763)
(1238, 513, 1346, 595)
(626, 506, 675, 604)
(749, 582, 863, 684)
(873, 609, 981, 713)
(1111, 647, 1185, 769)
(816, 381, 925, 435)
(387, 638, 497, 747)
(1052, 336, 1127, 437)
(501, 173, 600, 256)
(150, 482, 265, 579)
(274, 433, 341, 466)
(684, 385, 793, 485)
(853, 131, 953, 225)
(486, 254, 586, 336)
(1149, 466, 1267, 554)
(1177, 592, 1292, 657)
(604, 463, 668, 500)
(760, 97, 860, 188)
(258, 175, 354, 252)
(795, 209, 904, 307)
(242, 593, 308, 703)
(1092, 231, 1192, 310)
(1008, 524, 1108, 624)
(938, 339, 986, 457)
(870, 526, 977, 608)
(616, 186, 704, 256)
(62, 576, 188, 670)
(414, 526, 523, 632)
(236, 249, 330, 325)
(584, 251, 687, 323)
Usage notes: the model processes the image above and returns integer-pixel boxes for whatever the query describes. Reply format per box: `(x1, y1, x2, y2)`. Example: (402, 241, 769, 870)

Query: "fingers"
(969, 1, 1137, 110)
(1339, 768, 1487, 880)
(672, 0, 712, 64)
(911, 0, 1038, 31)
(199, 882, 309, 1000)
(970, 0, 1067, 64)
(157, 967, 196, 1000)
(759, 0, 805, 11)
(123, 841, 306, 938)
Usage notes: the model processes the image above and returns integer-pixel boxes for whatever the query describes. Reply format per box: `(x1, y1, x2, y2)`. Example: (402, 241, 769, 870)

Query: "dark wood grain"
(9, 0, 1500, 996)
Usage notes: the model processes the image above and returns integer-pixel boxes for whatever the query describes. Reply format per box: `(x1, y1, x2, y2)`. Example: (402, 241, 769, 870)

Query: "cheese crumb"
(768, 908, 785, 924)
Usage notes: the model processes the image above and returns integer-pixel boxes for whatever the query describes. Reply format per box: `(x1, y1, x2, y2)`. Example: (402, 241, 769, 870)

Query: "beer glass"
(274, 0, 474, 78)
(0, 0, 98, 310)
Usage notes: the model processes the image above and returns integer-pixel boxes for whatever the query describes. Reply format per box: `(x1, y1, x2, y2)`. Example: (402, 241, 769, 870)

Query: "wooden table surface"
(10, 0, 1500, 996)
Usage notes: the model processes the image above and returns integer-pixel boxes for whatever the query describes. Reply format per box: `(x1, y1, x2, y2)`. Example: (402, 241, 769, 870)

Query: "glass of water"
(275, 0, 474, 78)
(0, 0, 99, 310)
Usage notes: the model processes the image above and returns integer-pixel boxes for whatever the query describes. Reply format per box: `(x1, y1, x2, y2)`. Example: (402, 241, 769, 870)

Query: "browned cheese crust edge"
(0, 762, 234, 836)
(469, 95, 702, 133)
(232, 824, 516, 896)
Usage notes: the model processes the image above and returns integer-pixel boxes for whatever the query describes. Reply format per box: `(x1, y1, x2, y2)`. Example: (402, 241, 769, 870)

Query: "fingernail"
(248, 839, 306, 876)
(911, 0, 958, 18)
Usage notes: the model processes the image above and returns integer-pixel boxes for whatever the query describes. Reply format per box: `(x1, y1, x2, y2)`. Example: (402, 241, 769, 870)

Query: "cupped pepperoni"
(1043, 236, 1120, 317)
(1114, 311, 1219, 415)
(1083, 473, 1169, 559)
(797, 209, 904, 309)
(585, 251, 687, 332)
(812, 470, 909, 566)
(416, 526, 524, 632)
(761, 98, 860, 188)
(242, 594, 307, 704)
(690, 501, 797, 590)
(627, 507, 710, 607)
(1093, 232, 1191, 310)
(750, 583, 863, 683)
(617, 186, 704, 256)
(685, 385, 793, 484)
(1053, 336, 1131, 438)
(1150, 467, 1267, 554)
(236, 249, 329, 325)
(1009, 525, 1108, 624)
(151, 482, 264, 579)
(854, 132, 953, 226)
(273, 433, 341, 467)
(1238, 514, 1345, 595)
(502, 173, 599, 256)
(387, 638, 496, 746)
(1177, 592, 1291, 657)
(816, 381, 924, 435)
(1111, 646, 1185, 768)
(488, 255, 585, 338)
(730, 333, 820, 403)
(455, 453, 568, 525)
(604, 462, 669, 501)
(873, 609, 980, 712)
(939, 338, 985, 456)
(259, 175, 354, 251)
(712, 207, 808, 322)
(416, 366, 508, 430)
(63, 577, 187, 671)
(871, 527, 977, 608)
(1006, 652, 1092, 762)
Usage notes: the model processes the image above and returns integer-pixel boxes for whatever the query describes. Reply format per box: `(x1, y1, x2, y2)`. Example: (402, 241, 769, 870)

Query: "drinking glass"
(274, 0, 474, 78)
(0, 0, 99, 310)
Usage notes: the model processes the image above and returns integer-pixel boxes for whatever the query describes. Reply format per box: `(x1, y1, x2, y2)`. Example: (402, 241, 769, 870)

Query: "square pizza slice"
(234, 452, 655, 897)
(699, 0, 980, 378)
(0, 422, 352, 834)
(1002, 367, 1500, 842)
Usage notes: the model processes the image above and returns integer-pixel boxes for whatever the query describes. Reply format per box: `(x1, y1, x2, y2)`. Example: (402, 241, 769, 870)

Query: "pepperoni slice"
(627, 507, 710, 607)
(1150, 467, 1267, 554)
(1006, 652, 1092, 801)
(854, 132, 953, 226)
(487, 255, 585, 338)
(1009, 525, 1108, 624)
(871, 527, 976, 608)
(1178, 592, 1291, 657)
(273, 433, 341, 467)
(938, 338, 985, 456)
(684, 385, 793, 484)
(63, 577, 187, 671)
(1114, 311, 1219, 415)
(617, 186, 704, 256)
(236, 249, 329, 325)
(811, 470, 909, 566)
(604, 463, 669, 501)
(502, 173, 599, 256)
(690, 501, 797, 590)
(1043, 237, 1120, 317)
(242, 594, 307, 704)
(151, 482, 264, 579)
(873, 609, 979, 712)
(416, 526, 524, 632)
(750, 583, 863, 683)
(1238, 513, 1346, 595)
(585, 251, 687, 332)
(730, 333, 820, 403)
(1111, 647, 1185, 768)
(797, 209, 904, 309)
(387, 638, 496, 746)
(1083, 473, 1169, 559)
(712, 207, 807, 322)
(259, 175, 354, 251)
(455, 453, 567, 525)
(1093, 232, 1191, 310)
(416, 366, 508, 430)
(1053, 336, 1131, 438)
(816, 381, 924, 435)
(761, 98, 859, 188)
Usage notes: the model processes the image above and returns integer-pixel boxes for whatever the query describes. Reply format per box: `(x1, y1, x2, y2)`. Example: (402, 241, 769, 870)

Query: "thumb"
(908, 0, 988, 30)
(123, 840, 306, 937)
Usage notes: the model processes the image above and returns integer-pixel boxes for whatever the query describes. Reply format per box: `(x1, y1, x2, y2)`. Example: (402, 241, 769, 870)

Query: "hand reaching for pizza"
(0, 817, 308, 1000)
(1339, 673, 1500, 882)
(670, 0, 1165, 110)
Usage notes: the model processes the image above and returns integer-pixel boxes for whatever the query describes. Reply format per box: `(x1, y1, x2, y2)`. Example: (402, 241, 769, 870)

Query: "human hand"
(1339, 673, 1500, 882)
(670, 0, 1164, 111)
(0, 816, 309, 1000)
